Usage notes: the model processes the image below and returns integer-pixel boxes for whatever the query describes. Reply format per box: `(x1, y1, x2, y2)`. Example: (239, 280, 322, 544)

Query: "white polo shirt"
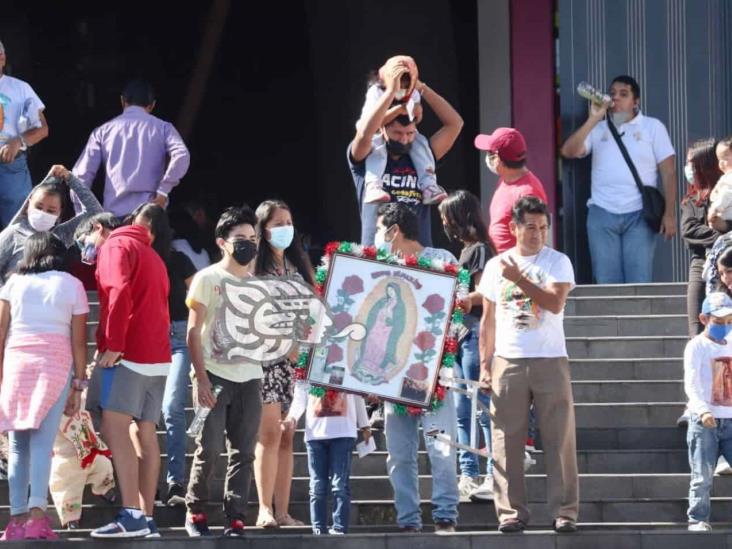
(0, 74, 44, 144)
(581, 111, 675, 214)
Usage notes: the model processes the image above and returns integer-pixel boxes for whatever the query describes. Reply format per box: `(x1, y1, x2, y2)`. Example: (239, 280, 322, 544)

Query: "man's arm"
(157, 124, 191, 197)
(478, 297, 495, 387)
(421, 83, 463, 161)
(351, 61, 409, 163)
(72, 128, 103, 189)
(0, 111, 49, 163)
(97, 244, 132, 355)
(560, 102, 607, 158)
(187, 300, 216, 409)
(658, 155, 677, 239)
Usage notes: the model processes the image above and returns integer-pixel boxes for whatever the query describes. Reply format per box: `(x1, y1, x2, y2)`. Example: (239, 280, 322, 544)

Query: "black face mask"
(386, 139, 412, 156)
(231, 240, 257, 266)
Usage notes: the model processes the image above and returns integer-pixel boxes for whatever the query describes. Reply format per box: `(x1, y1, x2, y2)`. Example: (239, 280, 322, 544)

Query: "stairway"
(4, 282, 722, 548)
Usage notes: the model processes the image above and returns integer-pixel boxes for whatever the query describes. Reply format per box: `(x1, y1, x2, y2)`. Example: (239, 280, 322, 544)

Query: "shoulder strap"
(606, 117, 645, 194)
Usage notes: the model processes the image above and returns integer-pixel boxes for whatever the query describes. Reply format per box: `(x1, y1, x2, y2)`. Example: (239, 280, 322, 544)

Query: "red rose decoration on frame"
(325, 242, 340, 257)
(422, 294, 445, 315)
(444, 263, 458, 275)
(362, 245, 377, 259)
(444, 337, 458, 354)
(405, 255, 418, 267)
(414, 331, 436, 351)
(342, 275, 364, 295)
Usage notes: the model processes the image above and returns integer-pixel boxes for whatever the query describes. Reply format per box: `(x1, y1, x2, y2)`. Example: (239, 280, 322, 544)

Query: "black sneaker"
(101, 488, 117, 504)
(66, 521, 80, 530)
(185, 513, 212, 537)
(166, 483, 186, 507)
(224, 519, 246, 537)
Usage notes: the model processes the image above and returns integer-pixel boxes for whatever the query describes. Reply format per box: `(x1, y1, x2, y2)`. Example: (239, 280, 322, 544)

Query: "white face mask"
(684, 164, 695, 184)
(27, 206, 58, 232)
(485, 155, 499, 175)
(374, 225, 394, 254)
(394, 89, 408, 101)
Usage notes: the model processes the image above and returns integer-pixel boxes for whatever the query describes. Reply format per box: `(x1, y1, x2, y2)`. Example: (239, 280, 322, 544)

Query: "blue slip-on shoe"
(90, 510, 150, 538)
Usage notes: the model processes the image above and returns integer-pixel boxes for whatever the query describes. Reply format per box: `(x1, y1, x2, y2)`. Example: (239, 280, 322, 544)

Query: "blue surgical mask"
(268, 225, 294, 250)
(708, 322, 732, 341)
(81, 242, 98, 265)
(684, 164, 695, 184)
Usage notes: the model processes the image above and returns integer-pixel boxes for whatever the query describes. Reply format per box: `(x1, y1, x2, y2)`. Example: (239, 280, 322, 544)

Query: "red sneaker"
(225, 519, 246, 537)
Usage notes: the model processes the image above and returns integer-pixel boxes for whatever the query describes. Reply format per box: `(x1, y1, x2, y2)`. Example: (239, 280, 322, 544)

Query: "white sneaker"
(715, 456, 732, 475)
(469, 475, 494, 501)
(523, 451, 536, 472)
(421, 184, 447, 205)
(364, 182, 391, 204)
(457, 476, 480, 502)
(688, 521, 712, 532)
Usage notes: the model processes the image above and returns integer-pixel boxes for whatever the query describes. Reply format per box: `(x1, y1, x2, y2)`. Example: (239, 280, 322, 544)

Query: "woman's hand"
(64, 390, 81, 417)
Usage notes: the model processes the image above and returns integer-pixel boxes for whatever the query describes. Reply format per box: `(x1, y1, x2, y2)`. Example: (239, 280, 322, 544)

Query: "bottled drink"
(576, 81, 611, 106)
(187, 384, 223, 437)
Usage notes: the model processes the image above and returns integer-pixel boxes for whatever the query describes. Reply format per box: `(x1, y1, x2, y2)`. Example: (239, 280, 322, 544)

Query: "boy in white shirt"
(282, 386, 370, 535)
(708, 137, 732, 221)
(684, 292, 732, 532)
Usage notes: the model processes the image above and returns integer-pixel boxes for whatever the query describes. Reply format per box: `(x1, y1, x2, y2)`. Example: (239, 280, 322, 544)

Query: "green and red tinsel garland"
(293, 241, 471, 416)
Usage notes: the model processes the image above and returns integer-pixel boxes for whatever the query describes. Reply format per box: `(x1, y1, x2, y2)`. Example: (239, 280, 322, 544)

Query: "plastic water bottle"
(187, 385, 223, 437)
(576, 81, 611, 106)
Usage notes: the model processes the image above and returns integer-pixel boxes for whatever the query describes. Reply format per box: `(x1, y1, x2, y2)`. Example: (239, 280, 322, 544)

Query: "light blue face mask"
(708, 322, 732, 341)
(684, 164, 695, 184)
(268, 225, 294, 250)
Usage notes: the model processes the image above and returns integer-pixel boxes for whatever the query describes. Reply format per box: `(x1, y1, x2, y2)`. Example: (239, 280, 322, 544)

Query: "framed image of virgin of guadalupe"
(302, 243, 466, 410)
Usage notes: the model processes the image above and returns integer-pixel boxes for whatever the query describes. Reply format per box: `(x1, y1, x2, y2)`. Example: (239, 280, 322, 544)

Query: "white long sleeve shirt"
(287, 383, 369, 442)
(684, 333, 732, 418)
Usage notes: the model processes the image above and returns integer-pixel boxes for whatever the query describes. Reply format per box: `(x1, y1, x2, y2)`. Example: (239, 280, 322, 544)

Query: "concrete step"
(565, 295, 685, 316)
(571, 283, 687, 297)
(571, 380, 684, 403)
(7, 497, 732, 531)
(564, 315, 687, 337)
(574, 403, 684, 428)
(569, 358, 682, 380)
(566, 336, 686, 359)
(7, 530, 732, 549)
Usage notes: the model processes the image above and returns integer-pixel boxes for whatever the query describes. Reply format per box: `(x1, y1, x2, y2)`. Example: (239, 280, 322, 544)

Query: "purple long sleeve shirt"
(72, 106, 190, 217)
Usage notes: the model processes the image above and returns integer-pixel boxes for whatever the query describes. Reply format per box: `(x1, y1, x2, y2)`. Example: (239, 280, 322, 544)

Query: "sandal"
(256, 508, 278, 528)
(275, 513, 305, 526)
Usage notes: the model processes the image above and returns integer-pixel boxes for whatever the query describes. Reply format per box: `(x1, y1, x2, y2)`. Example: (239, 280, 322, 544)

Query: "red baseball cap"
(474, 128, 527, 162)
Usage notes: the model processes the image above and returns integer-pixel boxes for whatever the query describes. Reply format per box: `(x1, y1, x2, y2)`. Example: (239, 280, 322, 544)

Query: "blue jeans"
(687, 415, 732, 523)
(306, 437, 354, 533)
(8, 378, 70, 515)
(0, 153, 32, 228)
(385, 392, 459, 529)
(454, 322, 492, 478)
(586, 204, 657, 283)
(162, 320, 192, 484)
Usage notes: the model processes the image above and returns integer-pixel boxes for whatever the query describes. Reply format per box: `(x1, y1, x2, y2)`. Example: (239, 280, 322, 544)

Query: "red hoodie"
(95, 224, 171, 364)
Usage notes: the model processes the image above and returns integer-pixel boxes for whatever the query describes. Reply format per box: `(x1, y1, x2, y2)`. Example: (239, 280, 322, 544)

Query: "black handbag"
(606, 117, 665, 232)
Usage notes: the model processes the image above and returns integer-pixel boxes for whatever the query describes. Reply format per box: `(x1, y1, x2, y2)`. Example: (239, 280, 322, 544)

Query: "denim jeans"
(306, 437, 354, 533)
(8, 379, 70, 515)
(0, 153, 32, 229)
(687, 415, 732, 523)
(586, 204, 657, 283)
(454, 322, 492, 478)
(162, 320, 192, 485)
(385, 392, 459, 529)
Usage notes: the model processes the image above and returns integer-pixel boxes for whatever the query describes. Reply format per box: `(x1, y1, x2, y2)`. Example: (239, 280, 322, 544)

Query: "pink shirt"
(488, 170, 548, 252)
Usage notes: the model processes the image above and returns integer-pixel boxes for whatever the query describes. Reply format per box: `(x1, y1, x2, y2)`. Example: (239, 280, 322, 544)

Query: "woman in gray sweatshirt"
(0, 164, 103, 283)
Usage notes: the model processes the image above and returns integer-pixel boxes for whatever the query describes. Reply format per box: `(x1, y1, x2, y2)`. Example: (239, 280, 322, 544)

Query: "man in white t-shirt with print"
(561, 75, 676, 283)
(477, 196, 579, 533)
(373, 202, 460, 534)
(0, 39, 49, 228)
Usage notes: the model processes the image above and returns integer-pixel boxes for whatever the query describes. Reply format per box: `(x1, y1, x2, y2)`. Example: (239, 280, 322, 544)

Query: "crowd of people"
(0, 40, 726, 540)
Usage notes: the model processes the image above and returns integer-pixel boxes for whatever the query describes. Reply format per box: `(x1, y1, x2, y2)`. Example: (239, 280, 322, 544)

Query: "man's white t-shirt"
(478, 247, 575, 358)
(684, 334, 732, 419)
(582, 111, 675, 214)
(0, 75, 44, 144)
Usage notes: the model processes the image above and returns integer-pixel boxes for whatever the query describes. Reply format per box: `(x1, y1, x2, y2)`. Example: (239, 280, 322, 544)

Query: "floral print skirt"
(262, 359, 294, 406)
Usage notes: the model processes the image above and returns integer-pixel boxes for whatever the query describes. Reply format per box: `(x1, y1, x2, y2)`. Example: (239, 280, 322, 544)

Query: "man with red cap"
(474, 128, 548, 252)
